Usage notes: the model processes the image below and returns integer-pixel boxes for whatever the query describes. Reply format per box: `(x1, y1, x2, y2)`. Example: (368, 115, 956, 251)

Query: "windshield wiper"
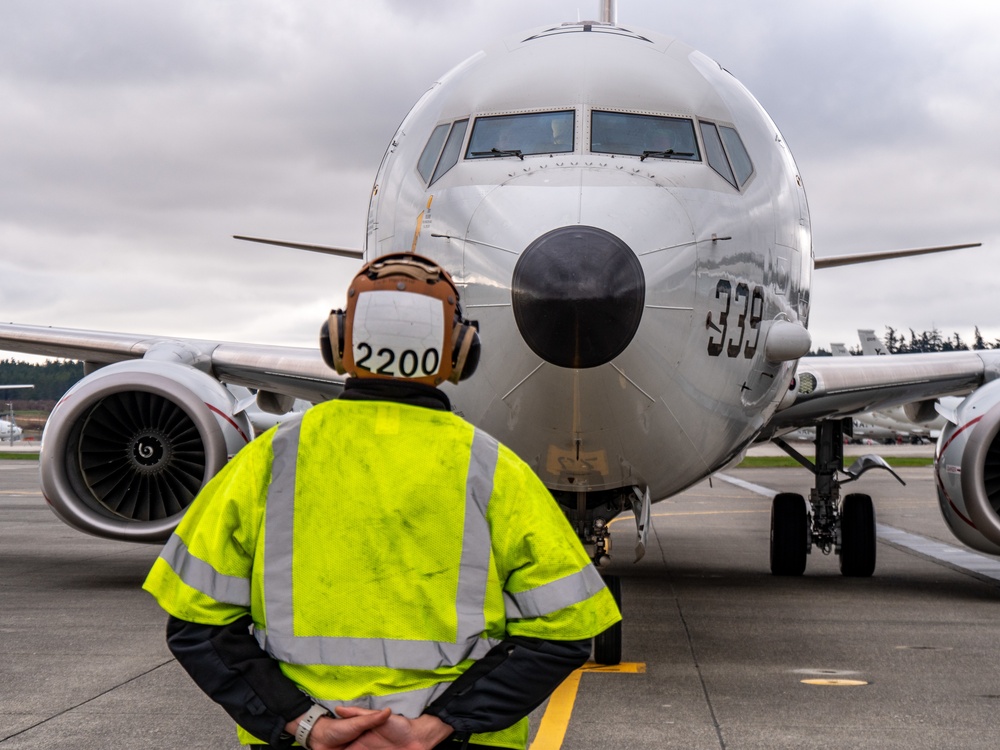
(471, 148, 525, 160)
(640, 149, 694, 161)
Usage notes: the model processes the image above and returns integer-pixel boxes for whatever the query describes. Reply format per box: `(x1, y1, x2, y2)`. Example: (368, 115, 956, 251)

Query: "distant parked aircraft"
(0, 385, 32, 444)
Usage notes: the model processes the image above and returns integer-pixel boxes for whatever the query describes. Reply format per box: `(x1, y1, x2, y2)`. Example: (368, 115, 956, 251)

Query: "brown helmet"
(320, 253, 480, 386)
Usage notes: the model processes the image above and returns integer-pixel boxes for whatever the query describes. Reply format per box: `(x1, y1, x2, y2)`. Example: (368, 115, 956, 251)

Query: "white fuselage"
(0, 418, 22, 441)
(367, 23, 811, 501)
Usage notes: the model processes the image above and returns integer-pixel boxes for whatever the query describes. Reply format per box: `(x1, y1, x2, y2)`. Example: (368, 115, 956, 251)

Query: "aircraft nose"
(511, 225, 644, 368)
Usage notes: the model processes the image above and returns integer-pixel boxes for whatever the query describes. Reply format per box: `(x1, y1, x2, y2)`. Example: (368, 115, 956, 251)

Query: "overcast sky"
(2, 0, 998, 363)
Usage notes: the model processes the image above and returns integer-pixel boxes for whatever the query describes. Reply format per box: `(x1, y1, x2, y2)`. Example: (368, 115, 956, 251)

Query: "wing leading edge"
(814, 242, 981, 269)
(768, 349, 1000, 430)
(0, 322, 343, 404)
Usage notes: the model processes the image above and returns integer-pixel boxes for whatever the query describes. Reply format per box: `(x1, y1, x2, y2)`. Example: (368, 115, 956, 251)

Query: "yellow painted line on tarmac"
(801, 678, 869, 687)
(579, 661, 645, 674)
(529, 662, 645, 750)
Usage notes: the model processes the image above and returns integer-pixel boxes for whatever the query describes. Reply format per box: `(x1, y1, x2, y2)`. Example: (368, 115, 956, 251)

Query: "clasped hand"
(305, 707, 453, 750)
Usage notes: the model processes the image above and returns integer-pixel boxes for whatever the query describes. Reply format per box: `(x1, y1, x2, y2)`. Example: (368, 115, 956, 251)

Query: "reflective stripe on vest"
(255, 415, 502, 671)
(315, 680, 452, 719)
(159, 533, 251, 607)
(504, 563, 607, 619)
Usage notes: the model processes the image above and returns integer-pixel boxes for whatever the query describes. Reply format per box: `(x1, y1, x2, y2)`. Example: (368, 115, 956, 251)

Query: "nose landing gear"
(593, 572, 622, 665)
(557, 488, 646, 665)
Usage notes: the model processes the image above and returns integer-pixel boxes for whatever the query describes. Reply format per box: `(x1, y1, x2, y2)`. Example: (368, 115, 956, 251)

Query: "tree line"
(811, 326, 1000, 356)
(3, 326, 998, 396)
(0, 359, 85, 404)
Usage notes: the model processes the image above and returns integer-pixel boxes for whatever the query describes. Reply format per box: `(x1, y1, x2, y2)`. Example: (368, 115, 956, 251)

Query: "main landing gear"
(770, 419, 903, 577)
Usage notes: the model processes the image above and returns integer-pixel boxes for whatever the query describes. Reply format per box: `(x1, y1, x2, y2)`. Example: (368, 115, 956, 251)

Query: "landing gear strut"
(771, 419, 901, 577)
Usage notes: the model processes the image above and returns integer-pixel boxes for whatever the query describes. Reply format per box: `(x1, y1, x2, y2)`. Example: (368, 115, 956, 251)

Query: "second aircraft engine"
(935, 379, 1000, 555)
(902, 399, 941, 425)
(40, 359, 253, 543)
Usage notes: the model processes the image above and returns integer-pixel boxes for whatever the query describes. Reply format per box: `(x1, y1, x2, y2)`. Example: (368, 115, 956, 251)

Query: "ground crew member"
(143, 253, 621, 749)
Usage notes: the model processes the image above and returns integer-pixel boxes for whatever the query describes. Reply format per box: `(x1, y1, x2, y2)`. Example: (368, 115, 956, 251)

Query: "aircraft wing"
(814, 242, 980, 269)
(768, 349, 1000, 429)
(0, 322, 343, 404)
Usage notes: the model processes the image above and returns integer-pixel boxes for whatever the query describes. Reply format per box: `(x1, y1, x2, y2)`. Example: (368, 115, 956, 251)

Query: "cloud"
(0, 0, 998, 363)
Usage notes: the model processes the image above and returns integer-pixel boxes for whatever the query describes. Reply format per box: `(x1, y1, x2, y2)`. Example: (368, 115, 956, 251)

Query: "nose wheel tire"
(593, 574, 622, 665)
(770, 492, 808, 576)
(839, 493, 876, 577)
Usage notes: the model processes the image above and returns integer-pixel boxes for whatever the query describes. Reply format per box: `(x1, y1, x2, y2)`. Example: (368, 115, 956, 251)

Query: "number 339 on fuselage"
(367, 21, 813, 502)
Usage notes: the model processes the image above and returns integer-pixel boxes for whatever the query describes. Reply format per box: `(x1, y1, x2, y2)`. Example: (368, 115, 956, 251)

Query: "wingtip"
(233, 234, 364, 260)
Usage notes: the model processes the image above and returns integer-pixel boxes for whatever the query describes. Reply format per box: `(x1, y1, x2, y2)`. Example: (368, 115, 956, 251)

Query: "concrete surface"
(3, 450, 1000, 749)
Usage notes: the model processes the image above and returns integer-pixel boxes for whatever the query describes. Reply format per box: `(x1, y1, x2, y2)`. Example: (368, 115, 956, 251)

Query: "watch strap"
(295, 703, 332, 748)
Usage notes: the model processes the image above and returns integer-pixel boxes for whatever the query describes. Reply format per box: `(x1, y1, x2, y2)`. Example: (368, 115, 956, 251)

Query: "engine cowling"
(903, 399, 940, 425)
(935, 379, 1000, 555)
(40, 360, 253, 543)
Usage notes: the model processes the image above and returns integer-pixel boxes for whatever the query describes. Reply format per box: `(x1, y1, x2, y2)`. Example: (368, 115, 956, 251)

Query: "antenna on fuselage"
(601, 0, 618, 25)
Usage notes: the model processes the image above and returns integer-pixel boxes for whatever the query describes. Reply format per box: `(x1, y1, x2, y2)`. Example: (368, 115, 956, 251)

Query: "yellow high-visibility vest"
(144, 398, 620, 748)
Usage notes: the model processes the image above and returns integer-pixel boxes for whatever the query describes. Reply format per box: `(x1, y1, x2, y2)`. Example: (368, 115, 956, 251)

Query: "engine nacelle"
(903, 399, 939, 425)
(41, 360, 253, 543)
(935, 379, 1000, 555)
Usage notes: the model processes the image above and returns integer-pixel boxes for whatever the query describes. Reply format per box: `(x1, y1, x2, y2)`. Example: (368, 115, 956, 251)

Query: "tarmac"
(3, 443, 1000, 749)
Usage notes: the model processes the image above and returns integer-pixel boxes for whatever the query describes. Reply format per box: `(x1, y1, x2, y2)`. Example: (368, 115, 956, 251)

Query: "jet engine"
(40, 359, 253, 543)
(902, 399, 940, 424)
(935, 379, 1000, 555)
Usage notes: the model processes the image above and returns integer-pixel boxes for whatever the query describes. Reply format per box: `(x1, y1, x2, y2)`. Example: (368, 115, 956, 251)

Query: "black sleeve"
(424, 636, 591, 734)
(166, 615, 312, 748)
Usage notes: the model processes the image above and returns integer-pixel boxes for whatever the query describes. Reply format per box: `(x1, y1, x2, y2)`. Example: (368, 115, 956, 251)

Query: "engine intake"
(935, 380, 1000, 555)
(41, 360, 252, 542)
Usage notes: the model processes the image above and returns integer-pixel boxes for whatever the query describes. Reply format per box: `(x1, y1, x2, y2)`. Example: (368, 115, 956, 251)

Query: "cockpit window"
(590, 111, 699, 161)
(699, 121, 737, 188)
(466, 111, 575, 159)
(417, 120, 469, 185)
(417, 123, 450, 183)
(719, 126, 753, 186)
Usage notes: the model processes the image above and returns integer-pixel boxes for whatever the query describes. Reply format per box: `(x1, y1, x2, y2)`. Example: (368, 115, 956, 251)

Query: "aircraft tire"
(770, 492, 808, 576)
(593, 574, 622, 665)
(840, 493, 876, 577)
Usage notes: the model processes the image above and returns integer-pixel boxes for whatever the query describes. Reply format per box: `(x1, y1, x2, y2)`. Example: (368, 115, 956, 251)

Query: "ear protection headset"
(320, 253, 480, 386)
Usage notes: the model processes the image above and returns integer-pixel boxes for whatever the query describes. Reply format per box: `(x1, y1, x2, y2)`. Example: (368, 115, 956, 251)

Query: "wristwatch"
(295, 703, 332, 748)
